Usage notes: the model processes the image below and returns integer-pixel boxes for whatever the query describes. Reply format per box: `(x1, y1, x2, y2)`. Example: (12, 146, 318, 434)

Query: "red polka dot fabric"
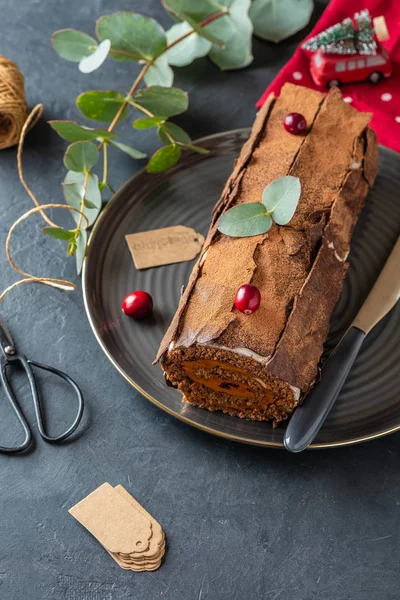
(256, 0, 400, 152)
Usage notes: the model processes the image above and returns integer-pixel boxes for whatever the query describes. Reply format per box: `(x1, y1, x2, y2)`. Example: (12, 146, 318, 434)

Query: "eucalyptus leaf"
(64, 141, 99, 172)
(63, 144, 98, 175)
(134, 86, 188, 117)
(147, 144, 181, 173)
(249, 0, 314, 43)
(65, 170, 102, 204)
(49, 120, 117, 142)
(133, 116, 166, 129)
(51, 29, 97, 62)
(162, 0, 226, 45)
(218, 202, 272, 237)
(109, 140, 147, 159)
(77, 90, 128, 122)
(75, 228, 88, 275)
(79, 39, 111, 73)
(208, 0, 253, 70)
(184, 144, 209, 155)
(42, 227, 74, 241)
(262, 176, 301, 225)
(63, 183, 95, 226)
(83, 199, 97, 209)
(165, 22, 212, 66)
(162, 0, 221, 23)
(64, 171, 102, 226)
(96, 12, 167, 61)
(158, 122, 191, 145)
(144, 55, 174, 87)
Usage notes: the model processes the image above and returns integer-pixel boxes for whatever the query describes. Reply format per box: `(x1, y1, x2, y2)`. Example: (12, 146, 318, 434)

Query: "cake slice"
(156, 83, 378, 425)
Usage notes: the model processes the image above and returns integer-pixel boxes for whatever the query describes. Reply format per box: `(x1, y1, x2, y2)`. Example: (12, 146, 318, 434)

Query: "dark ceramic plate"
(83, 129, 400, 449)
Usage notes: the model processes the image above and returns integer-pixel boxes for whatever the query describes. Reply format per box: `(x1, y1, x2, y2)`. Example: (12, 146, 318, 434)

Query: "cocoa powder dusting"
(158, 82, 378, 403)
(172, 84, 326, 357)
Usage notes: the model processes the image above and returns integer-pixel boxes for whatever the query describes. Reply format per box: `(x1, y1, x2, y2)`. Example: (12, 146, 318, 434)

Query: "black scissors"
(0, 316, 84, 454)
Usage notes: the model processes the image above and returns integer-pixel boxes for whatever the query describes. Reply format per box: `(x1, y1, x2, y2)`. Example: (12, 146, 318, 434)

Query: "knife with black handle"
(284, 235, 400, 453)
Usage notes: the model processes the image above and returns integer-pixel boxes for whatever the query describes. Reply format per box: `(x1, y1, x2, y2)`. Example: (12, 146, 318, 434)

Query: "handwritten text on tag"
(126, 225, 205, 270)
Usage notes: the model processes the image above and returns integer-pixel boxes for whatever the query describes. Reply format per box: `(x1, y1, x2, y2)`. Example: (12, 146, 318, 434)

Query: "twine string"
(17, 103, 57, 227)
(0, 59, 89, 304)
(0, 203, 89, 303)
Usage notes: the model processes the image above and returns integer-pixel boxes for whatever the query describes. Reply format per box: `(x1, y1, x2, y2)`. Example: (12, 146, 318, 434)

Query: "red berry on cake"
(234, 284, 261, 315)
(284, 113, 307, 135)
(122, 291, 153, 318)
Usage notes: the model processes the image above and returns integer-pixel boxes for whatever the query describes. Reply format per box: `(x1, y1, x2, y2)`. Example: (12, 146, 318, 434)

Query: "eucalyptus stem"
(159, 126, 175, 145)
(165, 9, 229, 52)
(106, 61, 153, 136)
(109, 48, 141, 60)
(128, 100, 175, 144)
(75, 170, 90, 234)
(102, 142, 108, 186)
(96, 60, 154, 156)
(129, 100, 153, 117)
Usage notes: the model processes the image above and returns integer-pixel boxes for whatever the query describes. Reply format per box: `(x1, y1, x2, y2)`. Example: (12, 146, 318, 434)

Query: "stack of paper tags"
(69, 482, 165, 572)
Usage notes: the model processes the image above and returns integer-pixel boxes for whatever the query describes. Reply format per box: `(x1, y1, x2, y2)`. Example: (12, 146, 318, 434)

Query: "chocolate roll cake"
(156, 83, 378, 424)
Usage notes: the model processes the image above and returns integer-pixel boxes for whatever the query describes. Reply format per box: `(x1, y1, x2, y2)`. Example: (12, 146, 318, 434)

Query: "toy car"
(309, 45, 392, 88)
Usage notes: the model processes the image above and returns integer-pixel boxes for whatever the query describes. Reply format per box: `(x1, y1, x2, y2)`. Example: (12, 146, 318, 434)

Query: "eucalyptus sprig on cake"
(47, 1, 314, 273)
(218, 176, 301, 237)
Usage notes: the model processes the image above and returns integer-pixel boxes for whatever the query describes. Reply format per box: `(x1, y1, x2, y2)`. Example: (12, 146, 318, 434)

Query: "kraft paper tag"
(68, 483, 166, 572)
(115, 485, 164, 553)
(126, 225, 205, 270)
(68, 482, 152, 554)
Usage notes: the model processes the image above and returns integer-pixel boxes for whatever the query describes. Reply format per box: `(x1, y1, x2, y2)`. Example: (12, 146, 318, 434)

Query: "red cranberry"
(122, 290, 153, 319)
(234, 284, 261, 315)
(283, 112, 307, 135)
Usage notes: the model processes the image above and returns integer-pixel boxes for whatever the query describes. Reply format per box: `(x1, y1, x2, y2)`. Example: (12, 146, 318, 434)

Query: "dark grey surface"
(1, 1, 400, 599)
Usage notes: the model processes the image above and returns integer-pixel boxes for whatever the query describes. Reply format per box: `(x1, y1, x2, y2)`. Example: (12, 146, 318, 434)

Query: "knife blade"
(352, 236, 400, 334)
(284, 235, 400, 453)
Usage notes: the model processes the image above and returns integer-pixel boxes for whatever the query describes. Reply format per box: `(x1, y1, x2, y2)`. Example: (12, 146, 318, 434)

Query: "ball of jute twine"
(0, 55, 32, 150)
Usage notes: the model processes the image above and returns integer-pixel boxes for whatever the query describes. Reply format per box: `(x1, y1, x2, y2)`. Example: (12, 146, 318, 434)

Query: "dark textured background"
(1, 1, 399, 599)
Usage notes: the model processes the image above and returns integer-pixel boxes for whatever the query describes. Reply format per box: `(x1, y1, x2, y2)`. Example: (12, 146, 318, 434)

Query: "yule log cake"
(156, 83, 378, 425)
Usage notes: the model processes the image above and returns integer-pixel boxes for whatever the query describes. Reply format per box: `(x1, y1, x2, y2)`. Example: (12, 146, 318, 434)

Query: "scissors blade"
(0, 316, 15, 350)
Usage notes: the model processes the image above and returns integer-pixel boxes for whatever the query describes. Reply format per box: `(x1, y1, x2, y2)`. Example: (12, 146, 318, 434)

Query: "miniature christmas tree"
(355, 10, 376, 55)
(302, 10, 377, 56)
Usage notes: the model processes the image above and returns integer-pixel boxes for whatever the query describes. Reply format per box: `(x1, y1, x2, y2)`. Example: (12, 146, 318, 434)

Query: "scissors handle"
(27, 359, 84, 443)
(0, 354, 84, 454)
(0, 356, 32, 453)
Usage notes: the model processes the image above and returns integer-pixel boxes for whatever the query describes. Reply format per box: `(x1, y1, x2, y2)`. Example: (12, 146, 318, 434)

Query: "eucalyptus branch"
(48, 5, 246, 273)
(101, 9, 228, 141)
(48, 1, 314, 274)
